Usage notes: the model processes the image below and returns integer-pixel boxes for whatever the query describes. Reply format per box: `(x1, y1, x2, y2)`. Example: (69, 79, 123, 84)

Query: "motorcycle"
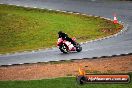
(57, 37, 82, 53)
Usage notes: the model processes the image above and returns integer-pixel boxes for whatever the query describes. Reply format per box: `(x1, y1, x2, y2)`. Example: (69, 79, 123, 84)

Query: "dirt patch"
(0, 55, 132, 80)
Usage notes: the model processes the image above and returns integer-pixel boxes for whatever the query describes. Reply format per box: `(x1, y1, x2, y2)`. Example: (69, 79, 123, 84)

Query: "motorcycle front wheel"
(76, 43, 82, 52)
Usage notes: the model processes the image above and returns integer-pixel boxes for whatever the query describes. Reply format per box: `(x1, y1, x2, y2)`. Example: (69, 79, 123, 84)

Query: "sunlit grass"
(0, 73, 131, 88)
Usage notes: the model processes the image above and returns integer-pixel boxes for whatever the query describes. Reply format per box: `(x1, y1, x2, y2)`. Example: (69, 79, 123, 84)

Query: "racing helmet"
(58, 31, 62, 35)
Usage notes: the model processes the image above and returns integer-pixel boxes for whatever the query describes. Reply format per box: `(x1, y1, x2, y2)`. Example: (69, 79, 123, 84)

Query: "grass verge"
(0, 73, 131, 88)
(0, 4, 122, 54)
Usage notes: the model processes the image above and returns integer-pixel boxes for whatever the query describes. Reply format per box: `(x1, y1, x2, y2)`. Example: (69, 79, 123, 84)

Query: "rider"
(58, 31, 76, 46)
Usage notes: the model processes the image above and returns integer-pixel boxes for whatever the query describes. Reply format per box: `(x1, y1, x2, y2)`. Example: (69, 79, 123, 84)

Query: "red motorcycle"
(57, 37, 82, 53)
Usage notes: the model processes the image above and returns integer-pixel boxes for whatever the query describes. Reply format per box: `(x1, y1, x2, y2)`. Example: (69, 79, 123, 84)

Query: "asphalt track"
(0, 0, 132, 65)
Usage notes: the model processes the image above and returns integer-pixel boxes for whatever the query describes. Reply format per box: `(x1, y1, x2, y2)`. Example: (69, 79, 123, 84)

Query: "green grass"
(0, 4, 122, 54)
(0, 73, 131, 88)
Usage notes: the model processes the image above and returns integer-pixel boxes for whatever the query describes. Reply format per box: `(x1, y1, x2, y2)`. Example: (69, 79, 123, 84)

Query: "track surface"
(0, 0, 132, 65)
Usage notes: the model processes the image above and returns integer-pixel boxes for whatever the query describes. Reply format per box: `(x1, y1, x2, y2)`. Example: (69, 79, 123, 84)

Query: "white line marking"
(16, 5, 20, 6)
(116, 54, 121, 55)
(61, 11, 67, 13)
(56, 10, 60, 11)
(68, 12, 73, 14)
(40, 8, 44, 9)
(33, 7, 37, 8)
(8, 64, 12, 65)
(82, 14, 87, 16)
(19, 63, 23, 65)
(49, 9, 53, 10)
(24, 5, 29, 7)
(9, 4, 13, 5)
(94, 16, 98, 17)
(108, 55, 113, 57)
(75, 13, 80, 14)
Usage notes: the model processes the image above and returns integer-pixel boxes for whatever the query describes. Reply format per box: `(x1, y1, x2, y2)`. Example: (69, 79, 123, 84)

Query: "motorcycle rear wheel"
(59, 44, 69, 53)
